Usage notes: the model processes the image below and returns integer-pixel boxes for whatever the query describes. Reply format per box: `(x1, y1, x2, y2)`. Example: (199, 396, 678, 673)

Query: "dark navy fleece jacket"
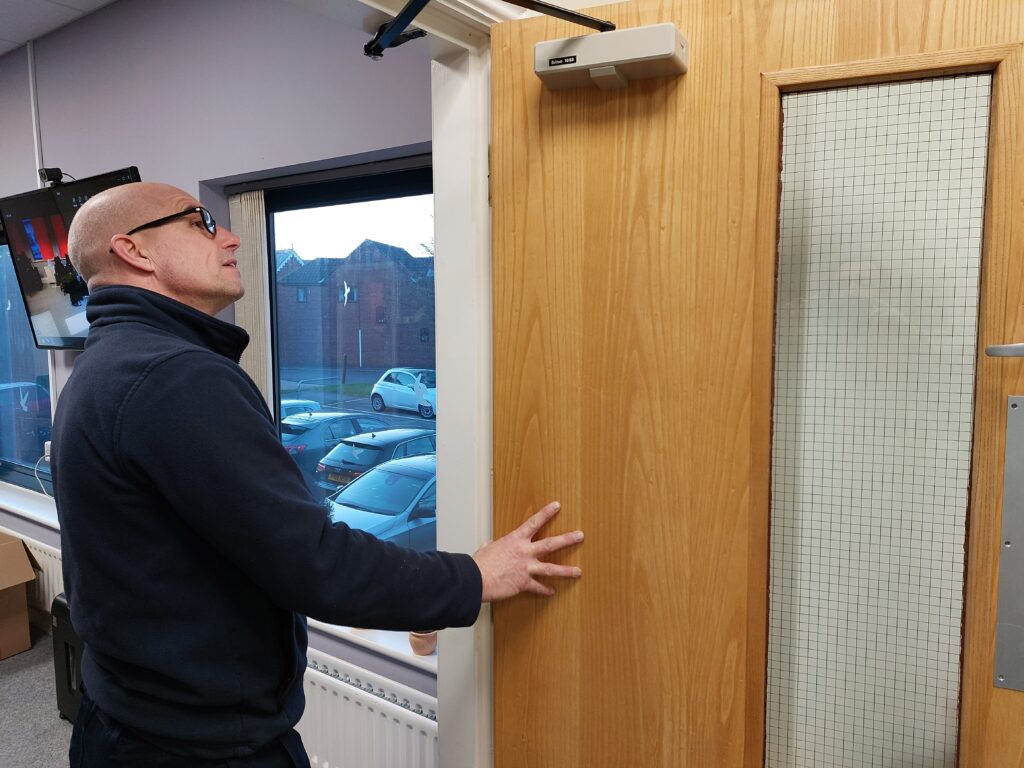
(52, 286, 481, 759)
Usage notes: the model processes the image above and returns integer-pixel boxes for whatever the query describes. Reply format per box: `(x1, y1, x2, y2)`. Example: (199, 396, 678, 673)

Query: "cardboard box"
(0, 532, 37, 660)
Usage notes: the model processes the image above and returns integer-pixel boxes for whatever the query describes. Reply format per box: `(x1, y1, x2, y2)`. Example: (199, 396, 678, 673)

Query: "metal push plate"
(996, 397, 1024, 690)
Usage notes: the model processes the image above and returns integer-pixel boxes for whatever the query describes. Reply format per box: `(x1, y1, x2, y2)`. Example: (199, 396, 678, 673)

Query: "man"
(53, 182, 583, 767)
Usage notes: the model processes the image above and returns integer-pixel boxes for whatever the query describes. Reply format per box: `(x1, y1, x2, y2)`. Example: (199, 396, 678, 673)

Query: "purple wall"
(0, 0, 432, 199)
(0, 51, 38, 196)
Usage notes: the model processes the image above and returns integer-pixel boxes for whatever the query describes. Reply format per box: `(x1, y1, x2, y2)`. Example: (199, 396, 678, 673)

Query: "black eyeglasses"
(126, 207, 217, 237)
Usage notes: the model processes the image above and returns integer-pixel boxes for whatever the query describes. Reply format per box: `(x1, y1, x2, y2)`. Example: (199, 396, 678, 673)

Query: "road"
(280, 366, 435, 428)
(315, 393, 433, 430)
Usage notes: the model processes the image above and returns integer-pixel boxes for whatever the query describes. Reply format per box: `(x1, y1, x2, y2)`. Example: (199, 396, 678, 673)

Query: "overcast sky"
(272, 194, 434, 261)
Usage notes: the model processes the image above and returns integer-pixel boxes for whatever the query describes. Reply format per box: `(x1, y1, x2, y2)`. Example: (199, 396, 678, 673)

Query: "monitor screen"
(0, 166, 140, 350)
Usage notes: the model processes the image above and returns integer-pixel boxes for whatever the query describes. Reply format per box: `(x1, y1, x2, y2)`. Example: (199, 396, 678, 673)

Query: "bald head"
(66, 181, 244, 315)
(68, 182, 195, 285)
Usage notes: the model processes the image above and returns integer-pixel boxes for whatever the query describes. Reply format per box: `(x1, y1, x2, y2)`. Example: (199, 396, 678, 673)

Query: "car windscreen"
(337, 469, 429, 516)
(281, 422, 313, 436)
(415, 371, 436, 387)
(330, 441, 384, 467)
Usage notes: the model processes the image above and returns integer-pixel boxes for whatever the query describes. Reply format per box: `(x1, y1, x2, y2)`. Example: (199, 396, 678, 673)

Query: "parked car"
(281, 412, 390, 491)
(280, 398, 321, 418)
(314, 428, 436, 495)
(0, 381, 51, 459)
(325, 454, 436, 551)
(370, 368, 437, 419)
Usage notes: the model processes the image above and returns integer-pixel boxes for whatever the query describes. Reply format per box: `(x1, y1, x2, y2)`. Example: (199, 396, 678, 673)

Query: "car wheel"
(418, 404, 435, 419)
(371, 393, 386, 412)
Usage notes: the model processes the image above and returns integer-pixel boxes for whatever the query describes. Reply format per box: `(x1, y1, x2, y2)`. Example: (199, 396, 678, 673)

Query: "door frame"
(755, 43, 1024, 765)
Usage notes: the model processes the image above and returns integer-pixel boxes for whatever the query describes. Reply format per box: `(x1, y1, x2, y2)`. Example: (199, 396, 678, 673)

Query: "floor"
(0, 626, 73, 768)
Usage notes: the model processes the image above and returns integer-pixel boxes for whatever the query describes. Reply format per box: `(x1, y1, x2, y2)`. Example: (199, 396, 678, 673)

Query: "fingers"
(524, 578, 556, 597)
(528, 562, 582, 579)
(533, 530, 584, 556)
(518, 501, 562, 539)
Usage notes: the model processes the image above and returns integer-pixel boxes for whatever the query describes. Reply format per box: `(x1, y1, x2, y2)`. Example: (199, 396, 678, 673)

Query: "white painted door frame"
(354, 2, 515, 766)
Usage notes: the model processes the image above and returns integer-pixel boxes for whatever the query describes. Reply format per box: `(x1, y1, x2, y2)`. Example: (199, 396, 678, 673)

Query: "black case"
(51, 592, 83, 721)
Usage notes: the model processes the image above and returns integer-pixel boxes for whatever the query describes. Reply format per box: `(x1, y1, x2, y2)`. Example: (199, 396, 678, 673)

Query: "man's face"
(131, 193, 243, 315)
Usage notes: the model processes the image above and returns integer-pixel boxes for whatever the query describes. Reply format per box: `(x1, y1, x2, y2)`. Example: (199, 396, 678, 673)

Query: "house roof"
(279, 239, 433, 285)
(275, 248, 304, 271)
(278, 258, 341, 285)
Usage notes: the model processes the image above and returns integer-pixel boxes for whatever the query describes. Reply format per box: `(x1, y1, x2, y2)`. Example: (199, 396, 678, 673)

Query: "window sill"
(307, 619, 437, 674)
(0, 479, 59, 530)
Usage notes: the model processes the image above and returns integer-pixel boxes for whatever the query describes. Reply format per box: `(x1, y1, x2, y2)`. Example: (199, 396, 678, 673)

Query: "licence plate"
(328, 472, 354, 484)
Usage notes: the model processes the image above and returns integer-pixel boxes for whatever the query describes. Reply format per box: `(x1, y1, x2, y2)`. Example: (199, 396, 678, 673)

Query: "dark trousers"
(69, 693, 311, 768)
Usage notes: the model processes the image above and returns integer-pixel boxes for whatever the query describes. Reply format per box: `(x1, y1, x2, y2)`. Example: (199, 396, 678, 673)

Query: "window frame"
(259, 160, 442, 664)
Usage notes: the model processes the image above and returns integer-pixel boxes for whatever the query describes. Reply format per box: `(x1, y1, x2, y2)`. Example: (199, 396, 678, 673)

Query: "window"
(266, 163, 436, 541)
(395, 436, 434, 458)
(0, 240, 53, 493)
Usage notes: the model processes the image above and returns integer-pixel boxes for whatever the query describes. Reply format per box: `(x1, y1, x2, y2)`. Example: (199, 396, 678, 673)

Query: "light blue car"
(325, 453, 436, 552)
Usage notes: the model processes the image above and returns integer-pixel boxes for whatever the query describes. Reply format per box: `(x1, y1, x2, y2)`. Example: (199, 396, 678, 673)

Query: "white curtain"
(228, 190, 273, 410)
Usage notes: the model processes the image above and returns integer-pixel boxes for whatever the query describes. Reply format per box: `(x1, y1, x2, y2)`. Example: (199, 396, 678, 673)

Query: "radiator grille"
(300, 648, 439, 768)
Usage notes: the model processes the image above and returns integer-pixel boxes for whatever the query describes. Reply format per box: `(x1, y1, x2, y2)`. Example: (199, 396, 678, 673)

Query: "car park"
(370, 368, 437, 419)
(325, 454, 436, 552)
(280, 411, 390, 491)
(314, 427, 436, 495)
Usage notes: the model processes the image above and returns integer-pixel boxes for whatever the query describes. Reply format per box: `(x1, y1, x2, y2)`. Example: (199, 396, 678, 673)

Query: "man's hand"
(472, 501, 583, 602)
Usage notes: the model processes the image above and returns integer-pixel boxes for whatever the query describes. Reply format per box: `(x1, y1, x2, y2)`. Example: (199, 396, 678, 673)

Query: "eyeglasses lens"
(201, 209, 217, 236)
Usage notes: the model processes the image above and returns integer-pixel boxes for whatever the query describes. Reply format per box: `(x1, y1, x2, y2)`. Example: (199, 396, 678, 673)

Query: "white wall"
(0, 0, 432, 199)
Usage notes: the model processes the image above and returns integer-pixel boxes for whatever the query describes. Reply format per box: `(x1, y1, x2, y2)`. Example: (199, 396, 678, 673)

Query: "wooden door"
(491, 2, 1024, 766)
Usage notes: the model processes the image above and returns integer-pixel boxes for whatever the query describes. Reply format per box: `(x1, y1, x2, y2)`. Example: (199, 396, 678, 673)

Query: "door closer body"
(534, 23, 688, 90)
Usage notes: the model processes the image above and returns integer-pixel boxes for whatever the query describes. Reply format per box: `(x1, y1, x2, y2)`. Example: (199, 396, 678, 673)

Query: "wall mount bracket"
(364, 0, 615, 59)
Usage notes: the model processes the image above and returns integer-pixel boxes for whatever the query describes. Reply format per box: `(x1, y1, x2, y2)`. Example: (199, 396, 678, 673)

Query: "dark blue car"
(314, 427, 436, 495)
(280, 411, 390, 492)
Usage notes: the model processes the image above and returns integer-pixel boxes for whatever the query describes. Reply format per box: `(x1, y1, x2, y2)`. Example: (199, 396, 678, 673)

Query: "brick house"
(275, 240, 435, 370)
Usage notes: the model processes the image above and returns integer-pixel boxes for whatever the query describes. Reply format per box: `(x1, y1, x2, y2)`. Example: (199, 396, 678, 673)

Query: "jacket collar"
(85, 285, 249, 362)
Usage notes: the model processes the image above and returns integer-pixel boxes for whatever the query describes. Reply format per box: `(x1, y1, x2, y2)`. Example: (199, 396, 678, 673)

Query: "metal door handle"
(987, 344, 1024, 357)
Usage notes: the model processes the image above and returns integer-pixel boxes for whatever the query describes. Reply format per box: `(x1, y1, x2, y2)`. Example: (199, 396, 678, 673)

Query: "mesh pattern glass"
(767, 74, 991, 767)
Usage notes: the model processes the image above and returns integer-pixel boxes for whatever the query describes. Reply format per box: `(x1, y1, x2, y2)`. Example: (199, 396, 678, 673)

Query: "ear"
(108, 234, 156, 275)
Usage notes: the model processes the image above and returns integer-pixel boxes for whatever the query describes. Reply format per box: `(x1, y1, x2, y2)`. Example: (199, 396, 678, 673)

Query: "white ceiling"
(0, 0, 119, 57)
(0, 0, 388, 60)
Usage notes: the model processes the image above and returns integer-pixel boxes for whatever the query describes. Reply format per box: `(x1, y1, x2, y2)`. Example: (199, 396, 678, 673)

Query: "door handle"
(987, 344, 1024, 357)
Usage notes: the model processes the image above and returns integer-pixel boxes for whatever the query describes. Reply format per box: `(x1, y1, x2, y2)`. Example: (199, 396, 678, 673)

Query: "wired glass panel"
(767, 74, 991, 767)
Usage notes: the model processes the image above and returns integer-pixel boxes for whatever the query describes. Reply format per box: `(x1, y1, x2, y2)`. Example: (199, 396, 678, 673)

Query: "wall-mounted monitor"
(0, 166, 140, 350)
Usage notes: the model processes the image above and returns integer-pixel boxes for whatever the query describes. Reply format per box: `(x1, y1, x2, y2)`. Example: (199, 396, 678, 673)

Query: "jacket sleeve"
(114, 351, 481, 630)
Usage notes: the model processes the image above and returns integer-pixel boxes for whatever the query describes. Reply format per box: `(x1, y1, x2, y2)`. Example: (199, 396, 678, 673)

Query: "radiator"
(300, 648, 439, 768)
(0, 527, 64, 628)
